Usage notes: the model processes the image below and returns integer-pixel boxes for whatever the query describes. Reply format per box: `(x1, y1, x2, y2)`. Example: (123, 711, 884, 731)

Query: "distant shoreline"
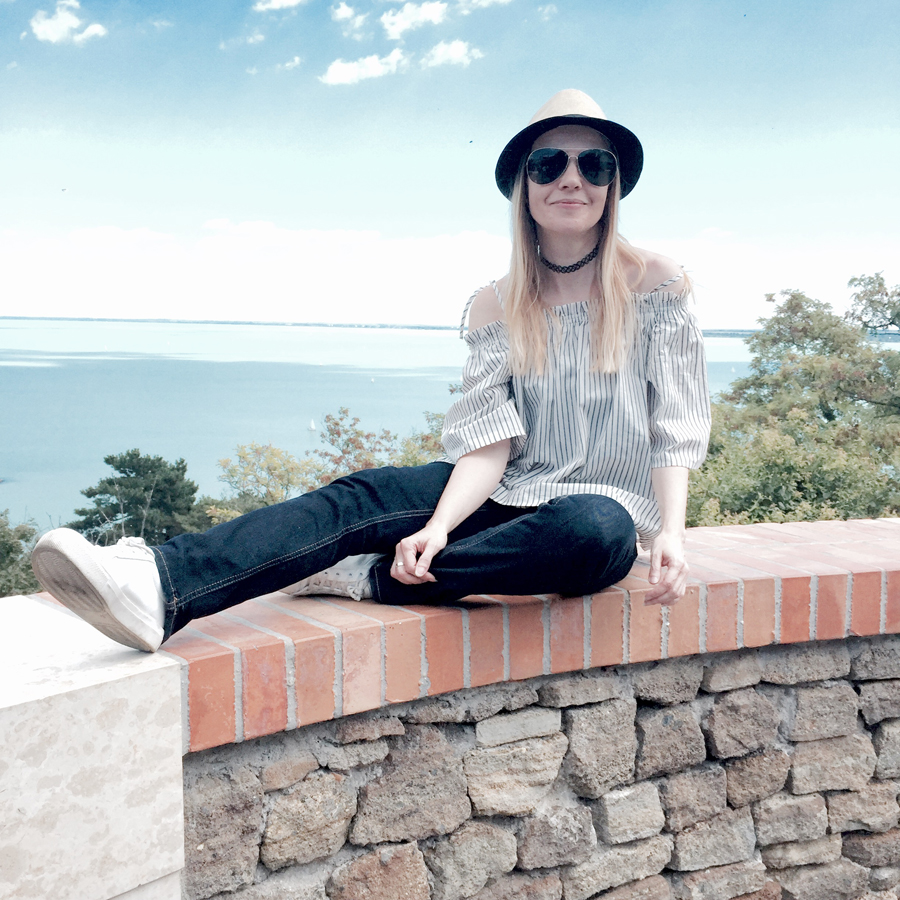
(3, 317, 897, 342)
(0, 315, 757, 338)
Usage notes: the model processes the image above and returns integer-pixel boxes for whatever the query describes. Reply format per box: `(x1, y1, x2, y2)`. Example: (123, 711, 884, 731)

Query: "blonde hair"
(504, 160, 645, 375)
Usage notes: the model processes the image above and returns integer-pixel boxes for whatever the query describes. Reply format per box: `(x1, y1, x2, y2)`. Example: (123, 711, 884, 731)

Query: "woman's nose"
(558, 156, 582, 187)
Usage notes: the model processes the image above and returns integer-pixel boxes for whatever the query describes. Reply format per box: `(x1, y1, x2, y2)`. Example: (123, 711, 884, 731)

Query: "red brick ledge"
(84, 518, 900, 753)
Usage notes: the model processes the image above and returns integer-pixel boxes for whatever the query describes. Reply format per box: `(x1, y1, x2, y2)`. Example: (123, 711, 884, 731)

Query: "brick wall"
(182, 637, 900, 900)
(169, 518, 900, 900)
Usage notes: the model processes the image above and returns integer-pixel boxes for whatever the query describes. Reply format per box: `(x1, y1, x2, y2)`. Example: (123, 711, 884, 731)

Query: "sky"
(1, 0, 898, 329)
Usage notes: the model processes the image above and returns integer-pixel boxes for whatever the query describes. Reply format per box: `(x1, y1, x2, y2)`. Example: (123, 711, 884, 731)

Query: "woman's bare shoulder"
(468, 277, 507, 331)
(627, 247, 684, 293)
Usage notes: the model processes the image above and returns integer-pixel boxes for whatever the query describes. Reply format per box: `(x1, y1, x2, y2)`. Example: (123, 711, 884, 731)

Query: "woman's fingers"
(391, 528, 447, 584)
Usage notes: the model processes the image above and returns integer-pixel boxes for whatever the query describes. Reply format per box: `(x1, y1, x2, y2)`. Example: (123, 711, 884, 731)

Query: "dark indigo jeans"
(153, 461, 638, 640)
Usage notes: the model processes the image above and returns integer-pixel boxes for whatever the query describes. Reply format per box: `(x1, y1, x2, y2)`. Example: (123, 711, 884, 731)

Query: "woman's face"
(526, 125, 612, 240)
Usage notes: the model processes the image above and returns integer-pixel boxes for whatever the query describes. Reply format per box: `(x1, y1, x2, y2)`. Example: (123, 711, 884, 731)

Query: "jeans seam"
(178, 508, 433, 604)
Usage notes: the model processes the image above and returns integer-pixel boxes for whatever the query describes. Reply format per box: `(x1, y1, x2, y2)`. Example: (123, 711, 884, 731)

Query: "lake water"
(0, 318, 752, 528)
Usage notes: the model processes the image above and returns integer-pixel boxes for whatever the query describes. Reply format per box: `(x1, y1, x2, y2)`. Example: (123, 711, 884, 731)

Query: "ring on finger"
(394, 560, 405, 569)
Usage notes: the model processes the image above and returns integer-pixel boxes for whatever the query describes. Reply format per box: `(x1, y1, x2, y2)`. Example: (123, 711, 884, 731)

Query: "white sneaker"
(31, 528, 166, 652)
(281, 553, 382, 601)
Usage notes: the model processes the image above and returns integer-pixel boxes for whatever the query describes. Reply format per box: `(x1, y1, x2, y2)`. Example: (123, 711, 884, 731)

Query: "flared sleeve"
(441, 321, 527, 462)
(643, 292, 712, 469)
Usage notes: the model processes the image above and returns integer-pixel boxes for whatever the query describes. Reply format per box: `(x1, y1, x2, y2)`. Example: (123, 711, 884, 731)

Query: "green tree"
(688, 280, 900, 526)
(0, 510, 40, 597)
(69, 449, 199, 545)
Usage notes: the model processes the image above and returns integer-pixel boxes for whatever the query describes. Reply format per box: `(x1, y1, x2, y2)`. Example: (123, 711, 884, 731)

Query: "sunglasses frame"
(525, 147, 619, 189)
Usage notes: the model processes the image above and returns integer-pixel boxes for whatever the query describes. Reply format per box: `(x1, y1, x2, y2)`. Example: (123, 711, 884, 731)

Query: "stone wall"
(182, 635, 900, 900)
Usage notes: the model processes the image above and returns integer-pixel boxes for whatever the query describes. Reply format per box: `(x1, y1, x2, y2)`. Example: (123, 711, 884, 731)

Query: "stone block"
(760, 834, 842, 870)
(593, 782, 665, 844)
(260, 771, 356, 870)
(758, 643, 850, 685)
(334, 713, 405, 743)
(464, 731, 568, 816)
(657, 764, 727, 831)
(725, 748, 791, 807)
(669, 807, 756, 871)
(786, 682, 859, 741)
(635, 704, 706, 779)
(701, 650, 762, 693)
(563, 699, 637, 797)
(827, 783, 900, 834)
(561, 834, 673, 900)
(516, 804, 595, 869)
(425, 820, 518, 900)
(850, 636, 900, 681)
(405, 683, 538, 723)
(702, 688, 779, 759)
(874, 719, 900, 778)
(868, 866, 900, 891)
(773, 858, 868, 900)
(350, 724, 470, 844)
(860, 680, 900, 725)
(259, 751, 318, 792)
(860, 891, 899, 900)
(789, 734, 876, 794)
(669, 857, 767, 900)
(600, 876, 673, 900)
(740, 882, 783, 900)
(476, 707, 562, 747)
(752, 792, 827, 846)
(315, 738, 390, 771)
(538, 671, 630, 708)
(843, 829, 900, 867)
(328, 842, 430, 900)
(183, 766, 264, 899)
(472, 872, 563, 900)
(631, 657, 705, 705)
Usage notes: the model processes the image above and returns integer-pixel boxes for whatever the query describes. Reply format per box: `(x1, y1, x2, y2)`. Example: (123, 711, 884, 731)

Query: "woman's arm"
(392, 439, 510, 584)
(645, 465, 690, 605)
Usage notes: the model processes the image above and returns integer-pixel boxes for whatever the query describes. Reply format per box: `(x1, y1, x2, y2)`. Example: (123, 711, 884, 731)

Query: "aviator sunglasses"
(526, 147, 618, 188)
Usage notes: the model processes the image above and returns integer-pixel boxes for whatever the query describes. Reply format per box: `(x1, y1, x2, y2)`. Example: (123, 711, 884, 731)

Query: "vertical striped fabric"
(441, 286, 711, 546)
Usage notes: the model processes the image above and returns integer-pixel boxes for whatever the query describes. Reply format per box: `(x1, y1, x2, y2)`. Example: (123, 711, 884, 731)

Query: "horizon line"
(0, 315, 759, 337)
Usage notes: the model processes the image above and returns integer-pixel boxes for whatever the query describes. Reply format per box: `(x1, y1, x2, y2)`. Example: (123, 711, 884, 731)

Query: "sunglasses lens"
(526, 149, 569, 185)
(578, 149, 617, 187)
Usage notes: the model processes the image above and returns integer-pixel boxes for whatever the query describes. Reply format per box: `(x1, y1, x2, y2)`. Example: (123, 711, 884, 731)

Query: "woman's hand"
(391, 523, 448, 584)
(390, 439, 511, 587)
(645, 466, 691, 605)
(645, 530, 688, 605)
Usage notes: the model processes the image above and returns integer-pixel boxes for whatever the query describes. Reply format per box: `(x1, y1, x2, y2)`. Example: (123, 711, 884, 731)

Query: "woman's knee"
(547, 494, 637, 550)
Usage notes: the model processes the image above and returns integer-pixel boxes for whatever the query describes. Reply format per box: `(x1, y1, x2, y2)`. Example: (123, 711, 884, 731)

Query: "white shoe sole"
(31, 530, 163, 652)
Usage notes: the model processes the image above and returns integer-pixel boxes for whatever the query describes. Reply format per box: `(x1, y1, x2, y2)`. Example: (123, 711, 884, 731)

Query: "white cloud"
(380, 1, 446, 40)
(277, 55, 302, 69)
(537, 3, 556, 19)
(6, 61, 18, 69)
(252, 0, 307, 11)
(152, 19, 173, 30)
(319, 48, 407, 85)
(246, 31, 265, 43)
(0, 224, 511, 327)
(421, 39, 482, 68)
(20, 31, 28, 39)
(331, 2, 368, 39)
(457, 0, 512, 12)
(30, 0, 107, 44)
(72, 22, 106, 44)
(246, 66, 258, 74)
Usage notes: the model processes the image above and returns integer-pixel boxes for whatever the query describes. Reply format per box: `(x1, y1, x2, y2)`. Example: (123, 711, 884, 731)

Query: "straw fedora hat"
(495, 89, 643, 200)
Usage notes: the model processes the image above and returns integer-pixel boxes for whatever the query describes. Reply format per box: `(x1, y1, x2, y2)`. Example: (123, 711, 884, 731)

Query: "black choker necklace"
(539, 241, 600, 274)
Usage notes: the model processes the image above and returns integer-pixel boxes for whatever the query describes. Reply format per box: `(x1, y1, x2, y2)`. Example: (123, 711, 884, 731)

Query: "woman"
(31, 89, 710, 653)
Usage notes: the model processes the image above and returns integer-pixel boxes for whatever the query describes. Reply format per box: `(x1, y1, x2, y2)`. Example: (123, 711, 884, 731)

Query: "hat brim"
(495, 114, 644, 200)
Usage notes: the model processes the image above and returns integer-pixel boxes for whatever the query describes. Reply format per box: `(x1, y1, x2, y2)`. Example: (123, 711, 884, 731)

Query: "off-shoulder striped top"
(440, 276, 711, 546)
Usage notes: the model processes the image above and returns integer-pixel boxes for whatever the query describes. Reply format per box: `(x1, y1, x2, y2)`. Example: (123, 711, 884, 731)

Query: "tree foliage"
(688, 278, 900, 526)
(0, 510, 40, 597)
(68, 449, 199, 545)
